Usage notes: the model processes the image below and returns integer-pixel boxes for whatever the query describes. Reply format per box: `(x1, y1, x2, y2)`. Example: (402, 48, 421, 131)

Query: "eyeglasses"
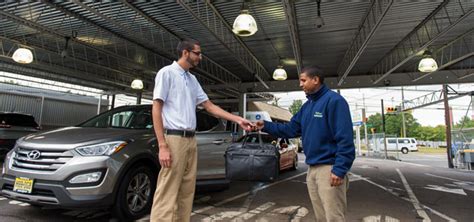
(189, 50, 202, 57)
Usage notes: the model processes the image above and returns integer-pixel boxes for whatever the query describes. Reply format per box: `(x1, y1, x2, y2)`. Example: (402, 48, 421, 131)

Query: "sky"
(273, 83, 474, 127)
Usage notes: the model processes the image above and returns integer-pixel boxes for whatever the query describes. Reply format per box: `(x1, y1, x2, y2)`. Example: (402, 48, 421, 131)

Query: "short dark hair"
(301, 65, 325, 84)
(177, 38, 200, 58)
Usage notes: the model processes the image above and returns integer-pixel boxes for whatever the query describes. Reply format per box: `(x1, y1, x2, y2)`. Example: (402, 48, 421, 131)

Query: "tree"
(365, 112, 421, 138)
(454, 116, 474, 129)
(289, 99, 303, 115)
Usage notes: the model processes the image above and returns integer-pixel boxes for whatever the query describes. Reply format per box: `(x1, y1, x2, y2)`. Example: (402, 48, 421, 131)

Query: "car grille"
(12, 147, 73, 172)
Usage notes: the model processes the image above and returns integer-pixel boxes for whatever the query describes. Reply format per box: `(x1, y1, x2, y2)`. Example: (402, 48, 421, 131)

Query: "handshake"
(238, 119, 264, 132)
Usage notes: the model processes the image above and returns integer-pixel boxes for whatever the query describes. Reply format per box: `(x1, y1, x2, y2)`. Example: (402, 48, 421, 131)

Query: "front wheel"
(401, 148, 409, 154)
(113, 165, 157, 221)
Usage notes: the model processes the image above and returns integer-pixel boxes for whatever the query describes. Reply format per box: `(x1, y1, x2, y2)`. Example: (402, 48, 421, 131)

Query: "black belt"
(164, 129, 195, 137)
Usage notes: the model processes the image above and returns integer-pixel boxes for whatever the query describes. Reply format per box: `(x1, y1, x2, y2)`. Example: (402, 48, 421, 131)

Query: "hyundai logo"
(27, 150, 41, 160)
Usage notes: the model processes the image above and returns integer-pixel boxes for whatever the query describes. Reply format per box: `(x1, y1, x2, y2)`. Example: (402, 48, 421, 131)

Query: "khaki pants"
(150, 135, 197, 222)
(306, 165, 349, 222)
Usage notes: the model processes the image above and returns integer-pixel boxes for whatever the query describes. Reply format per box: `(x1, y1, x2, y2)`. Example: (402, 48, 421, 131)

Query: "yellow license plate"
(13, 177, 34, 194)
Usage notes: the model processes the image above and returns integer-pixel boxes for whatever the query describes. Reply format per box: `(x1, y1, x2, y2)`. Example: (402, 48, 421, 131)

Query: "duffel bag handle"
(242, 131, 264, 147)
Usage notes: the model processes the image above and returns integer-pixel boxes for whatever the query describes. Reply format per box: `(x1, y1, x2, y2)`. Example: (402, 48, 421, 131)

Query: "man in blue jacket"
(255, 65, 355, 221)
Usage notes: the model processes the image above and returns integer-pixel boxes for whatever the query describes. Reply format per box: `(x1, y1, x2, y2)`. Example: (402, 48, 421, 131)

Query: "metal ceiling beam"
(370, 0, 473, 85)
(336, 0, 394, 86)
(282, 0, 302, 75)
(402, 86, 472, 111)
(0, 61, 111, 91)
(73, 1, 241, 94)
(413, 29, 474, 82)
(177, 0, 271, 84)
(39, 2, 225, 88)
(0, 34, 143, 86)
(203, 69, 474, 92)
(0, 38, 130, 89)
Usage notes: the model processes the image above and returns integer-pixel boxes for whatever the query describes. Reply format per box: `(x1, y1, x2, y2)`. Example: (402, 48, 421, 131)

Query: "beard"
(186, 57, 198, 69)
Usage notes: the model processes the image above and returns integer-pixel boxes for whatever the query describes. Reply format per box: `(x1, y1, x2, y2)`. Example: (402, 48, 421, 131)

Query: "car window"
(0, 114, 38, 127)
(79, 106, 152, 129)
(398, 139, 409, 144)
(411, 139, 416, 143)
(387, 139, 396, 143)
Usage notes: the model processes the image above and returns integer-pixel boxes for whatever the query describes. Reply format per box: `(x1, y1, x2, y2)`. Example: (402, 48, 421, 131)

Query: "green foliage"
(453, 116, 474, 129)
(364, 112, 446, 141)
(289, 99, 303, 115)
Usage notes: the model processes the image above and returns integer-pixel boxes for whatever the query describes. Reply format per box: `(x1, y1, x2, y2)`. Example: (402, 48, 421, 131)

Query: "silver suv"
(0, 105, 233, 220)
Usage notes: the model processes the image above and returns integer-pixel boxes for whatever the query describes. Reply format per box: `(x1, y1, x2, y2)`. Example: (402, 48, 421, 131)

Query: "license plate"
(13, 177, 34, 194)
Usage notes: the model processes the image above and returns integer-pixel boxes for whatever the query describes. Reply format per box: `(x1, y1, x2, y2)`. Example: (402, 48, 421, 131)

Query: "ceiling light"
(131, 79, 143, 90)
(418, 50, 438, 72)
(315, 0, 325, 29)
(12, 47, 33, 64)
(273, 65, 287, 81)
(232, 8, 258, 37)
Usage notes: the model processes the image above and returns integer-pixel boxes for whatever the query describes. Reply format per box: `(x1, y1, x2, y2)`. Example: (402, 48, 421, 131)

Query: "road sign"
(353, 121, 363, 126)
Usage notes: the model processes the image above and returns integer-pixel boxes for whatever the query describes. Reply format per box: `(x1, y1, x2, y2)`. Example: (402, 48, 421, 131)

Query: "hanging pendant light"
(273, 65, 287, 81)
(418, 50, 438, 72)
(131, 79, 144, 90)
(232, 2, 258, 37)
(315, 0, 325, 29)
(12, 47, 33, 64)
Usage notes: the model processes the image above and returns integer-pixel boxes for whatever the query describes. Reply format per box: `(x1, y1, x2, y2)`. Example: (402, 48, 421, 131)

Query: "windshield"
(79, 106, 152, 129)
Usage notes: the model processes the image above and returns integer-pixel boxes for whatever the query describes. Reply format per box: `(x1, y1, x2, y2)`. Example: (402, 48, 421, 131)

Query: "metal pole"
(443, 84, 454, 168)
(356, 125, 361, 156)
(238, 93, 247, 136)
(38, 96, 45, 127)
(362, 107, 369, 156)
(111, 94, 116, 109)
(97, 94, 102, 115)
(401, 87, 407, 137)
(382, 99, 388, 159)
(136, 92, 142, 105)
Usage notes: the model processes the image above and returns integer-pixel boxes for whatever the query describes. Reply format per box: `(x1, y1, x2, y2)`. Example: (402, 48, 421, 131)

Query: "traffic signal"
(386, 106, 398, 113)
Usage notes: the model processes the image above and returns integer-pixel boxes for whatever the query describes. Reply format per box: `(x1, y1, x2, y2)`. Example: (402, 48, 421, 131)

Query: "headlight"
(69, 171, 102, 184)
(75, 141, 127, 156)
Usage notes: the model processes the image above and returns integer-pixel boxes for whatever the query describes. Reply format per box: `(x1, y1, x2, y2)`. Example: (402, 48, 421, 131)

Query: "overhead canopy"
(0, 1, 473, 100)
(248, 101, 293, 122)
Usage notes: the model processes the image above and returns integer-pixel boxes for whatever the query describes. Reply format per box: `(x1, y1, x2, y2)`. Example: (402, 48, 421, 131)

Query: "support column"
(238, 93, 247, 136)
(136, 92, 142, 105)
(443, 84, 454, 168)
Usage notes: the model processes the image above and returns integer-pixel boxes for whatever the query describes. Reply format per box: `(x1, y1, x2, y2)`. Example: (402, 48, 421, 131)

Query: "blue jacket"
(263, 84, 355, 178)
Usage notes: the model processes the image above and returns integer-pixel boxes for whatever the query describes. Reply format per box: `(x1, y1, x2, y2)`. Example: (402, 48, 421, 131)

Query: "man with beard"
(150, 38, 254, 222)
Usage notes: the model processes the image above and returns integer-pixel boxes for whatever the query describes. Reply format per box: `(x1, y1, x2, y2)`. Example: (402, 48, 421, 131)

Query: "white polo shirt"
(153, 61, 209, 130)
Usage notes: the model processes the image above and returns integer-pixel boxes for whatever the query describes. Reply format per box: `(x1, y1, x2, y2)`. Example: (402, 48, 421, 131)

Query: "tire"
(401, 148, 409, 154)
(290, 155, 298, 170)
(113, 165, 157, 221)
(297, 146, 303, 153)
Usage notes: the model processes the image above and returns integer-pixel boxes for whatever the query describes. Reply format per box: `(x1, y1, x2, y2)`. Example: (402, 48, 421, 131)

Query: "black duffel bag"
(225, 132, 280, 182)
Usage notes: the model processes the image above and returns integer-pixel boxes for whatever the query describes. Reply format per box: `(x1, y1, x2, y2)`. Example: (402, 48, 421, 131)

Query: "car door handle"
(212, 140, 225, 145)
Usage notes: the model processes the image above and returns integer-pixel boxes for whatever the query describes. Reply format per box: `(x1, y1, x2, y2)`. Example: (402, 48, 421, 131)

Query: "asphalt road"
(1, 153, 473, 221)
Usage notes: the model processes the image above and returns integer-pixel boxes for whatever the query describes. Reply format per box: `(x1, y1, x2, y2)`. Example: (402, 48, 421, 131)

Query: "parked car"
(236, 132, 298, 171)
(376, 137, 418, 154)
(0, 105, 233, 221)
(0, 112, 40, 158)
